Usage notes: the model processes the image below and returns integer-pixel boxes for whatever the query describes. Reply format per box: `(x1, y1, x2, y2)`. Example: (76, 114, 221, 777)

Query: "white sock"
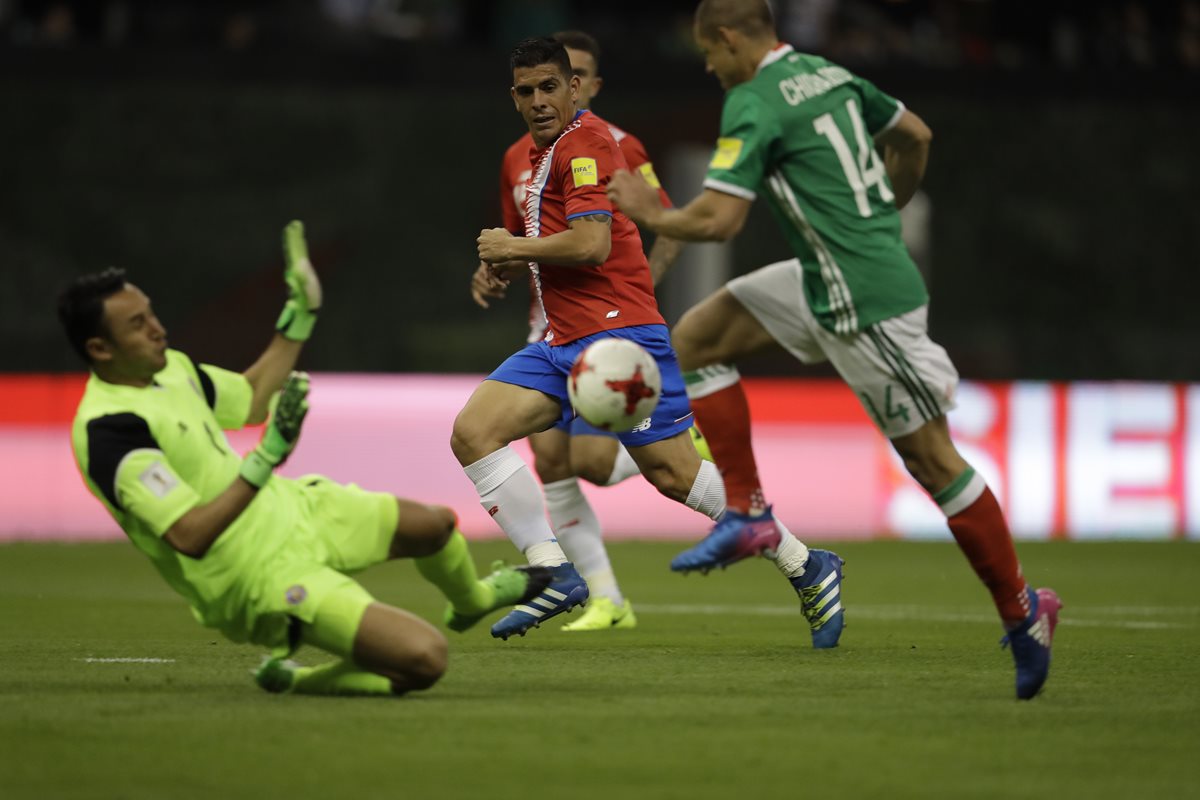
(525, 539, 568, 568)
(580, 568, 621, 606)
(463, 446, 558, 554)
(604, 445, 641, 486)
(544, 477, 622, 604)
(685, 459, 726, 520)
(769, 515, 810, 579)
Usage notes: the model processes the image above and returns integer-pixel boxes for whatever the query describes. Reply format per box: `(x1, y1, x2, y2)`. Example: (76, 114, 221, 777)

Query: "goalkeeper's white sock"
(603, 445, 641, 486)
(544, 478, 622, 604)
(685, 459, 726, 520)
(464, 447, 564, 563)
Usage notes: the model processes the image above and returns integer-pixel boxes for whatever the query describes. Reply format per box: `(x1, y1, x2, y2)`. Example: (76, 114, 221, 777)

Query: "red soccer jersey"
(500, 117, 671, 234)
(499, 112, 671, 343)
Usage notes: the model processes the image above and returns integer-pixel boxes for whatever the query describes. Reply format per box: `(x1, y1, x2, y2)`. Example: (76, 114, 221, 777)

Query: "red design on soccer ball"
(606, 366, 657, 415)
(569, 355, 594, 396)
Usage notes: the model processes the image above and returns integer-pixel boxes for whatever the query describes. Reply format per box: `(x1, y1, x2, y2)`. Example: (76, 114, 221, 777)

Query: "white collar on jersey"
(756, 43, 794, 75)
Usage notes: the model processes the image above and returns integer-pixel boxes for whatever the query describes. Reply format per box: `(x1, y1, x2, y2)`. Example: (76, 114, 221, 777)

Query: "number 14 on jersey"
(813, 98, 895, 218)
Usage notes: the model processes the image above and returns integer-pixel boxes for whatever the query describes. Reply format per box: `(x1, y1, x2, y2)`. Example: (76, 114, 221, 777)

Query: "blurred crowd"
(3, 0, 1198, 70)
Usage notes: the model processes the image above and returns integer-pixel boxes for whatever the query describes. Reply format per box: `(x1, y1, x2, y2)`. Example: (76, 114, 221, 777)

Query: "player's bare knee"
(533, 450, 570, 483)
(419, 506, 457, 553)
(450, 413, 493, 465)
(899, 448, 960, 494)
(570, 452, 613, 486)
(900, 454, 935, 492)
(404, 634, 448, 691)
(640, 463, 691, 504)
(391, 501, 457, 558)
(894, 425, 967, 494)
(672, 310, 712, 370)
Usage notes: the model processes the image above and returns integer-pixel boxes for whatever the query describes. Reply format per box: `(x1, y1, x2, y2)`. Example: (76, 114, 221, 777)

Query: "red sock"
(945, 487, 1030, 625)
(689, 381, 764, 515)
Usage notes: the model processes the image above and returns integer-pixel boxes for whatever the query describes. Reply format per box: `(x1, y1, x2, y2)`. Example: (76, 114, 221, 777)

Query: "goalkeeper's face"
(91, 284, 169, 381)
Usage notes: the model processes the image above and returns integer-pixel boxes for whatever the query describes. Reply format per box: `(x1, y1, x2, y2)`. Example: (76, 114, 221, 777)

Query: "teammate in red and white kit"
(453, 37, 726, 640)
(470, 31, 684, 633)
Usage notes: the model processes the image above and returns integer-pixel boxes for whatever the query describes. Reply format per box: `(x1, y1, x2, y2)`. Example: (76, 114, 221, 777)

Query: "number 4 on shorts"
(860, 385, 909, 429)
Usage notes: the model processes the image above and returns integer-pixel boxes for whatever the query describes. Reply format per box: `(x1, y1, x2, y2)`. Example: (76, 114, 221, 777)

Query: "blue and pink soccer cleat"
(669, 507, 783, 574)
(491, 562, 590, 640)
(1001, 587, 1062, 699)
(789, 548, 846, 649)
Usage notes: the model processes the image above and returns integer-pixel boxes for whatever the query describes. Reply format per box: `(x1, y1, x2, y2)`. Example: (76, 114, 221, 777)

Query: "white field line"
(636, 604, 1196, 630)
(76, 657, 176, 664)
(1072, 606, 1200, 616)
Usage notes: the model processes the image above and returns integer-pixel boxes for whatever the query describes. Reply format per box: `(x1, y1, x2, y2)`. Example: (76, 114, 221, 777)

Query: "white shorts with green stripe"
(726, 259, 957, 439)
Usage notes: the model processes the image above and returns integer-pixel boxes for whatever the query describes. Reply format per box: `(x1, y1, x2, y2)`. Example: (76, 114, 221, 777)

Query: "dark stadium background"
(4, 0, 1196, 380)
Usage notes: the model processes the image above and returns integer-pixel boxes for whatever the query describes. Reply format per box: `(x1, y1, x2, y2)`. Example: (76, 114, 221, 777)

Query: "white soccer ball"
(568, 339, 662, 433)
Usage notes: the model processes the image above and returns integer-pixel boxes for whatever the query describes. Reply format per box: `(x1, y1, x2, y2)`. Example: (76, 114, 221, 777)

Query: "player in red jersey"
(453, 37, 726, 640)
(470, 31, 684, 633)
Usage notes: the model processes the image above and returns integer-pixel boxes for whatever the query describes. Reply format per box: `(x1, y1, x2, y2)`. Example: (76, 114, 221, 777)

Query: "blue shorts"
(571, 416, 618, 437)
(487, 324, 694, 448)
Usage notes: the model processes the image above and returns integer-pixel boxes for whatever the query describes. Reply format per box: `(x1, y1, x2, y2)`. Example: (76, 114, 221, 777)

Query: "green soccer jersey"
(71, 349, 301, 636)
(704, 45, 929, 334)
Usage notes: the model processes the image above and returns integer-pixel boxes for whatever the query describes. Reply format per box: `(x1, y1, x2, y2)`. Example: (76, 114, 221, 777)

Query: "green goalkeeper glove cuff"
(276, 299, 317, 342)
(275, 220, 323, 342)
(238, 371, 311, 489)
(239, 449, 276, 490)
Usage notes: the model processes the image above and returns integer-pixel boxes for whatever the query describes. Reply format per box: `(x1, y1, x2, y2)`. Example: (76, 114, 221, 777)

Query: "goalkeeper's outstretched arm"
(243, 220, 322, 424)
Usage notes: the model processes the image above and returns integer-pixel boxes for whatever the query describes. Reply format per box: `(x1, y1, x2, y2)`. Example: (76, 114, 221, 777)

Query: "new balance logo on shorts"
(631, 417, 652, 432)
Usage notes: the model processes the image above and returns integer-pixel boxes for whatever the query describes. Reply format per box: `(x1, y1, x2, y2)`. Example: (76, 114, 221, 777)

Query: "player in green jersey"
(608, 0, 1061, 699)
(59, 221, 550, 697)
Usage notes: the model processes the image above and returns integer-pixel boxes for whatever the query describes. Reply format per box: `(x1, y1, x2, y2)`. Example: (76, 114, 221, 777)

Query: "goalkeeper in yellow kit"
(59, 222, 549, 696)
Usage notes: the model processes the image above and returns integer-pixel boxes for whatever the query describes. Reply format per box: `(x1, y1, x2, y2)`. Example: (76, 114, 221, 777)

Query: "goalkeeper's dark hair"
(552, 30, 601, 69)
(57, 267, 128, 363)
(509, 36, 572, 82)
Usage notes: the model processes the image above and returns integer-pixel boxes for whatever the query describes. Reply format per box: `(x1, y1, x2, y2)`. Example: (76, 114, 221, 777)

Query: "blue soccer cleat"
(445, 561, 555, 633)
(670, 507, 782, 574)
(789, 548, 845, 649)
(1001, 587, 1062, 700)
(491, 562, 590, 640)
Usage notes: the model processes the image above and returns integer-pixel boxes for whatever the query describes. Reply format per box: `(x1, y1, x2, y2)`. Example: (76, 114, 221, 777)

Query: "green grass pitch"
(2, 539, 1198, 799)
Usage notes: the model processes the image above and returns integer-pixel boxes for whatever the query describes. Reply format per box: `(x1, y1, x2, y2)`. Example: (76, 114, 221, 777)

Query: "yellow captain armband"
(709, 138, 744, 170)
(637, 162, 662, 189)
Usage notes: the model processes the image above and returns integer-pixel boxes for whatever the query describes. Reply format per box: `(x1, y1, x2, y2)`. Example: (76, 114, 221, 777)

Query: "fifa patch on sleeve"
(637, 162, 662, 189)
(709, 138, 744, 170)
(139, 461, 179, 499)
(571, 157, 598, 187)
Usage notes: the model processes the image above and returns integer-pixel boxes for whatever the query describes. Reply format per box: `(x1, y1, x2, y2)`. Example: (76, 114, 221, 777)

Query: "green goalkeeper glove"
(275, 220, 323, 341)
(239, 371, 311, 489)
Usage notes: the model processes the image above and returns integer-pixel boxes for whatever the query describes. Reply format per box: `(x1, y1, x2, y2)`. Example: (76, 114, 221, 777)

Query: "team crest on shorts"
(285, 585, 307, 606)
